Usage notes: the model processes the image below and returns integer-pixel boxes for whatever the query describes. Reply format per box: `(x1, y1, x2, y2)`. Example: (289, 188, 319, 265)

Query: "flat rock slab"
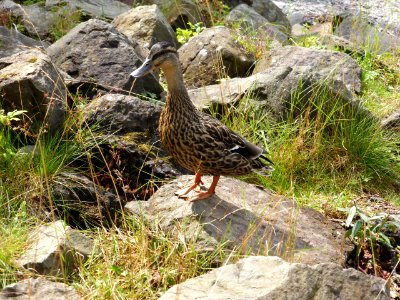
(160, 256, 389, 300)
(0, 48, 66, 135)
(16, 220, 96, 276)
(188, 64, 361, 120)
(126, 176, 344, 265)
(0, 278, 81, 300)
(253, 46, 362, 94)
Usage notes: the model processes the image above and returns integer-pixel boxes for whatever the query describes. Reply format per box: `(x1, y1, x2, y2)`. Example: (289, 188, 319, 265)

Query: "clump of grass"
(74, 215, 229, 299)
(50, 9, 83, 41)
(0, 209, 35, 288)
(21, 0, 45, 5)
(212, 80, 399, 209)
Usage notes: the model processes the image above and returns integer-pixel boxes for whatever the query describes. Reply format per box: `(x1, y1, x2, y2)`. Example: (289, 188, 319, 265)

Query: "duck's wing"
(199, 113, 271, 162)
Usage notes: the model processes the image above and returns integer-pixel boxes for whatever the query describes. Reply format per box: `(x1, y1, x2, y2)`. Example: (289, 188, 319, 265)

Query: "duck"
(130, 42, 273, 201)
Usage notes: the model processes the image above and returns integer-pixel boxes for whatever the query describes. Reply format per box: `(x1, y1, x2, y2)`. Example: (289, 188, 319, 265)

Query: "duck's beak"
(130, 58, 153, 78)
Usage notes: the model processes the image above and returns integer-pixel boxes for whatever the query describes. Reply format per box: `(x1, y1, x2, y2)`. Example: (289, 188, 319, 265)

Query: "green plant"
(292, 34, 327, 50)
(209, 79, 399, 209)
(50, 9, 82, 41)
(343, 205, 400, 276)
(176, 22, 205, 44)
(0, 109, 26, 168)
(0, 109, 26, 127)
(209, 2, 230, 26)
(74, 215, 231, 299)
(21, 0, 45, 5)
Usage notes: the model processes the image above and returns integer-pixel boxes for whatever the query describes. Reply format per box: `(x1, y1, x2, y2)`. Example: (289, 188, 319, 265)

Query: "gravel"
(273, 0, 400, 33)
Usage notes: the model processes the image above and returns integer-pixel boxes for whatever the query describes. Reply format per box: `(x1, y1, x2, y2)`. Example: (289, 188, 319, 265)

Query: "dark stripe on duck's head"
(149, 42, 177, 60)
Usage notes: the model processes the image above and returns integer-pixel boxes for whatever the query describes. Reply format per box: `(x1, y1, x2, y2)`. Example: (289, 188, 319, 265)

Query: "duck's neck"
(162, 64, 197, 113)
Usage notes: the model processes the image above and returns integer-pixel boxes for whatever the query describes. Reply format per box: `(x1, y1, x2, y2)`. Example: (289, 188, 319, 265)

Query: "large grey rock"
(226, 4, 289, 44)
(84, 94, 183, 193)
(141, 0, 207, 29)
(248, 0, 291, 31)
(126, 176, 343, 265)
(15, 220, 96, 276)
(46, 19, 162, 96)
(381, 109, 400, 131)
(0, 0, 19, 12)
(0, 49, 66, 134)
(85, 93, 162, 135)
(335, 14, 400, 54)
(50, 173, 123, 227)
(188, 65, 361, 121)
(178, 26, 255, 88)
(17, 3, 57, 41)
(45, 0, 130, 20)
(112, 5, 178, 51)
(276, 0, 400, 38)
(0, 26, 44, 58)
(187, 76, 244, 110)
(160, 256, 389, 300)
(253, 46, 362, 94)
(0, 278, 81, 300)
(0, 1, 81, 42)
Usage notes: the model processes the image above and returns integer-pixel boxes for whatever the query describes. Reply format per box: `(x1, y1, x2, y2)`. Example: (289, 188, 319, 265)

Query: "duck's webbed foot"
(175, 172, 203, 197)
(178, 175, 220, 202)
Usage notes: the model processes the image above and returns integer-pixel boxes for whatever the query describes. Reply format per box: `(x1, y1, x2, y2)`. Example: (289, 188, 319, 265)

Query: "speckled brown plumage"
(131, 42, 273, 200)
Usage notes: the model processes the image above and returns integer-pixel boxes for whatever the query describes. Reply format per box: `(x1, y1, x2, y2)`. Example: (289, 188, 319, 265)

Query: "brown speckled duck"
(130, 42, 273, 201)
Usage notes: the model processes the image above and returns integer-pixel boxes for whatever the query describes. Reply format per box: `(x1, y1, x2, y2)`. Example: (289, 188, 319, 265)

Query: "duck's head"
(130, 42, 178, 78)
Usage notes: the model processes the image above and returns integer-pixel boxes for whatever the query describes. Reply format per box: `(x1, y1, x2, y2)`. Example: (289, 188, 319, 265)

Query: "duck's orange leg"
(175, 172, 203, 197)
(185, 175, 220, 202)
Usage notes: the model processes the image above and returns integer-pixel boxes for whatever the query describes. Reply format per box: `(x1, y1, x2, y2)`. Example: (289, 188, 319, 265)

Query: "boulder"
(188, 65, 360, 120)
(247, 0, 291, 31)
(46, 19, 162, 96)
(50, 173, 123, 227)
(187, 77, 246, 111)
(0, 0, 19, 12)
(15, 3, 57, 41)
(15, 220, 96, 276)
(275, 0, 400, 34)
(0, 26, 44, 58)
(0, 0, 22, 27)
(160, 256, 389, 300)
(125, 176, 344, 265)
(320, 34, 365, 56)
(291, 22, 332, 38)
(141, 0, 207, 29)
(0, 49, 66, 135)
(85, 93, 162, 135)
(178, 26, 255, 88)
(381, 109, 400, 131)
(335, 14, 400, 54)
(0, 278, 81, 300)
(112, 5, 178, 51)
(226, 4, 289, 44)
(84, 94, 184, 199)
(45, 0, 130, 20)
(253, 46, 362, 95)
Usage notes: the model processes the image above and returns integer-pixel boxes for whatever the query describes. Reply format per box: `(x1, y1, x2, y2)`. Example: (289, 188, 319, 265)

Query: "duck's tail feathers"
(260, 154, 274, 165)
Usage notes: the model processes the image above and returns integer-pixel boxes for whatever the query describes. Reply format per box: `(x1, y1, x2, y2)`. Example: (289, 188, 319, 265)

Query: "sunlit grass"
(211, 79, 399, 210)
(0, 5, 399, 297)
(73, 215, 230, 299)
